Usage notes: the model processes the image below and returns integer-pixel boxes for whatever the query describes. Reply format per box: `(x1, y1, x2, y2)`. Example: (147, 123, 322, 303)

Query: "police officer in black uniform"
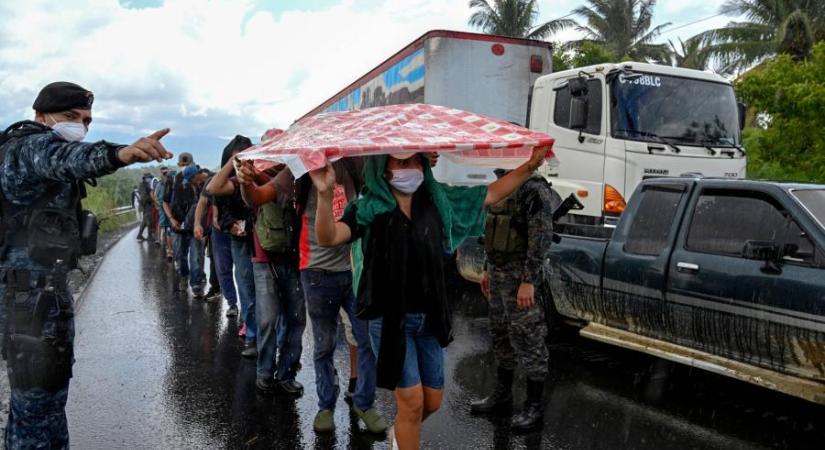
(0, 81, 172, 449)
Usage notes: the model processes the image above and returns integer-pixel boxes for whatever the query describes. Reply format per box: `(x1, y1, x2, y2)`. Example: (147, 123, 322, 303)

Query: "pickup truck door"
(600, 182, 689, 335)
(666, 186, 825, 378)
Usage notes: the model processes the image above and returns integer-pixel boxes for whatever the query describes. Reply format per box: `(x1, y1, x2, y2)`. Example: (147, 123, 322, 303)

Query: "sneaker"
(241, 342, 257, 358)
(256, 377, 276, 394)
(313, 409, 335, 433)
(226, 306, 239, 317)
(276, 379, 304, 397)
(166, 254, 174, 262)
(206, 288, 221, 299)
(353, 407, 389, 434)
(192, 287, 205, 299)
(238, 323, 247, 338)
(136, 235, 145, 241)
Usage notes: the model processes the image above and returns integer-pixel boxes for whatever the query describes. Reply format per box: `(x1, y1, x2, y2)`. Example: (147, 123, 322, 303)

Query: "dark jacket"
(342, 186, 452, 390)
(0, 121, 125, 267)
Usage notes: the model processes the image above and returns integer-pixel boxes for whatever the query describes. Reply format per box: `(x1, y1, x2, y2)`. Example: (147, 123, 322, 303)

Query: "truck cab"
(530, 62, 747, 226)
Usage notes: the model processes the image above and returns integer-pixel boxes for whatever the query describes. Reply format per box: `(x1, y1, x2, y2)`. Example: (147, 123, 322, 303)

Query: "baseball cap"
(178, 152, 193, 166)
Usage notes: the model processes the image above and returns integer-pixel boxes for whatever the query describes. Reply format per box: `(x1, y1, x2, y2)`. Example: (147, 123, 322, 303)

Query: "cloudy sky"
(0, 0, 738, 167)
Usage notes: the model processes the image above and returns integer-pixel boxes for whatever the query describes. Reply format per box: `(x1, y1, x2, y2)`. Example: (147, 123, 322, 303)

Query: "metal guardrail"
(99, 205, 136, 221)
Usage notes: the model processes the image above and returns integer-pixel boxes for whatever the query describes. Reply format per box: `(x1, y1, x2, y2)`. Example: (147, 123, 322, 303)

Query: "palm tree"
(669, 36, 712, 70)
(467, 0, 576, 40)
(701, 0, 825, 71)
(568, 0, 672, 62)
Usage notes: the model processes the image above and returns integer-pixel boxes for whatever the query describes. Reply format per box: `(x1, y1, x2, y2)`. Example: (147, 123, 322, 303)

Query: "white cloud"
(0, 0, 745, 163)
(0, 0, 469, 146)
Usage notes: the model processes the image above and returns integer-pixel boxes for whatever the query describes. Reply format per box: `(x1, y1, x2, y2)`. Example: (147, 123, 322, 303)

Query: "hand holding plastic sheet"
(237, 104, 556, 178)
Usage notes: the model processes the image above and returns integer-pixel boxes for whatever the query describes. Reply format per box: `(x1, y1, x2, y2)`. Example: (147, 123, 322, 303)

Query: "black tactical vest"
(0, 121, 85, 268)
(485, 190, 528, 265)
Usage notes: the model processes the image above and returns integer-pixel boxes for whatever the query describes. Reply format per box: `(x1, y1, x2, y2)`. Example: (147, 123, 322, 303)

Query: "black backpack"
(169, 173, 196, 224)
(138, 180, 153, 207)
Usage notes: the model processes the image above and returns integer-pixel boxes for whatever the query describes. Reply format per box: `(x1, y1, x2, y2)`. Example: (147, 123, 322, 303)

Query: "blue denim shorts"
(370, 313, 445, 390)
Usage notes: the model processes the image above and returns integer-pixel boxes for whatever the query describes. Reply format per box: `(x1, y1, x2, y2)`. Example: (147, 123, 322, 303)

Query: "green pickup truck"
(461, 176, 825, 404)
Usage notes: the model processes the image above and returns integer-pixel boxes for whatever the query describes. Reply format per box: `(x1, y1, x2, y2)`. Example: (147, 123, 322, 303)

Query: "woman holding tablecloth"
(308, 146, 548, 449)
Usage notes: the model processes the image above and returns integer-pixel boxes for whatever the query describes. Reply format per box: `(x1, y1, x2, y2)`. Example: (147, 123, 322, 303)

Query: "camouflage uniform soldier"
(470, 174, 554, 432)
(0, 82, 171, 449)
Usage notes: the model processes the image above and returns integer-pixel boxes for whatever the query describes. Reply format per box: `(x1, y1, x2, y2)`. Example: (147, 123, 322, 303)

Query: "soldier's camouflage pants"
(488, 261, 549, 381)
(1, 251, 74, 450)
(5, 387, 70, 450)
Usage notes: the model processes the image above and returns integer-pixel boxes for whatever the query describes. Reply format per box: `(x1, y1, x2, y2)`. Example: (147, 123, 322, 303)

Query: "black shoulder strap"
(341, 158, 363, 193)
(0, 121, 60, 213)
(295, 176, 312, 217)
(0, 121, 50, 148)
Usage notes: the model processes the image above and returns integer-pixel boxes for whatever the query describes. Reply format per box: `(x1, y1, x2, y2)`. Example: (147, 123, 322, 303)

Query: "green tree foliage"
(568, 0, 671, 62)
(669, 36, 712, 69)
(736, 42, 825, 182)
(701, 0, 825, 73)
(467, 0, 575, 39)
(552, 41, 617, 71)
(81, 165, 165, 231)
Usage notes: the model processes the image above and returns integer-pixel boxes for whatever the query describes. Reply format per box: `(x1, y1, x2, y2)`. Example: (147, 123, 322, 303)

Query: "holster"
(2, 270, 74, 392)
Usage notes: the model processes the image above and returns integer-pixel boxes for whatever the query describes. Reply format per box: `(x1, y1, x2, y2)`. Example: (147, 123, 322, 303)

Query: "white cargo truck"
(298, 29, 554, 185)
(532, 63, 746, 225)
(301, 31, 747, 226)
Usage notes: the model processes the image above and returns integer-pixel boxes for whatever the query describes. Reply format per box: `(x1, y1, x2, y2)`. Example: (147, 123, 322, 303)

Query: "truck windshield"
(793, 189, 825, 228)
(610, 72, 740, 146)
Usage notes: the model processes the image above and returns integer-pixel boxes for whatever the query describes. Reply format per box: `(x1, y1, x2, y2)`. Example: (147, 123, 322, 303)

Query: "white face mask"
(48, 114, 87, 142)
(389, 169, 424, 194)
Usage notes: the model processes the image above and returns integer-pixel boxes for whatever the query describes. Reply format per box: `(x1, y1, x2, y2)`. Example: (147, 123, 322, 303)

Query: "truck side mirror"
(742, 240, 782, 274)
(570, 97, 588, 131)
(568, 77, 588, 97)
(737, 102, 747, 131)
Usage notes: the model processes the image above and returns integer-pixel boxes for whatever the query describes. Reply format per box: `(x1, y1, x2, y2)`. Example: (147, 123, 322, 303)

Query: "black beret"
(32, 81, 94, 113)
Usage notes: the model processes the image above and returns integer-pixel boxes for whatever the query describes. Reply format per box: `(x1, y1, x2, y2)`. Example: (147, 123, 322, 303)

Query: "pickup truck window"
(554, 79, 602, 135)
(793, 189, 825, 228)
(624, 188, 683, 256)
(686, 191, 815, 264)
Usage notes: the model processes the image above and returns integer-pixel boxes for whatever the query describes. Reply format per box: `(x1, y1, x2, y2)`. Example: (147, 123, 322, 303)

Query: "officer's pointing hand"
(118, 128, 174, 165)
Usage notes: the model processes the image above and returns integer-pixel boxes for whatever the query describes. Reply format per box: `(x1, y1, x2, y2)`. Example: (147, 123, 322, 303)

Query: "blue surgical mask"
(389, 169, 423, 194)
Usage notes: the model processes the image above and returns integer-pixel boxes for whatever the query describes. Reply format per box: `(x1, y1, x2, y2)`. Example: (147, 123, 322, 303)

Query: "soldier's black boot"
(511, 379, 545, 432)
(470, 367, 514, 414)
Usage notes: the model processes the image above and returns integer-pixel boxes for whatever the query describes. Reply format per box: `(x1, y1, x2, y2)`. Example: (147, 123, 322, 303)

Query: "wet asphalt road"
(65, 228, 825, 449)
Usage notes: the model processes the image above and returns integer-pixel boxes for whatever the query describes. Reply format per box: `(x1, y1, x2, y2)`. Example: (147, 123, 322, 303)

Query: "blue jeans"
(302, 270, 376, 411)
(210, 229, 237, 308)
(231, 238, 256, 341)
(370, 314, 445, 389)
(254, 262, 306, 381)
(173, 233, 205, 289)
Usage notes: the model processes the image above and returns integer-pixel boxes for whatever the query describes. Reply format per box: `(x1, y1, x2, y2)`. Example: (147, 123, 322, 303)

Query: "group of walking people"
(0, 81, 557, 450)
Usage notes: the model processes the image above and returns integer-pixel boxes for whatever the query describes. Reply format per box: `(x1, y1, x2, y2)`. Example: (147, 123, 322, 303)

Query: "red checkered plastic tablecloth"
(238, 103, 556, 178)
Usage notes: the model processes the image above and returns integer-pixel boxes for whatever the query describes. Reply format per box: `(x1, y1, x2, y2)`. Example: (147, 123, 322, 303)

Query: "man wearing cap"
(163, 154, 208, 297)
(137, 172, 157, 241)
(0, 81, 172, 448)
(155, 166, 175, 260)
